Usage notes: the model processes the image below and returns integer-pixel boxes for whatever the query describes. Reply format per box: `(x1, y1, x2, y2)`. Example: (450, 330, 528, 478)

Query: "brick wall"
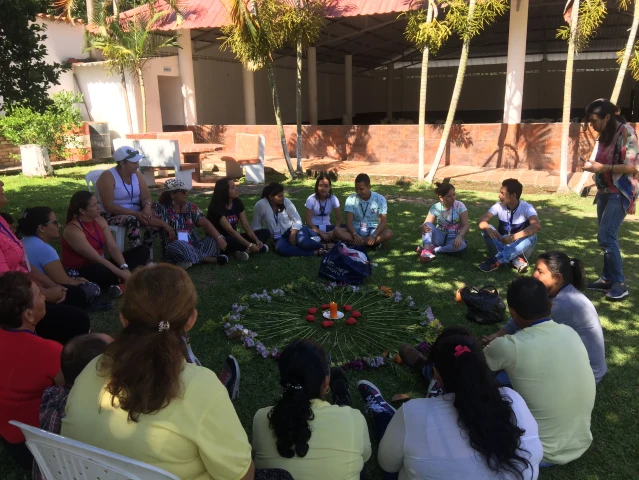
(0, 135, 21, 169)
(188, 123, 636, 172)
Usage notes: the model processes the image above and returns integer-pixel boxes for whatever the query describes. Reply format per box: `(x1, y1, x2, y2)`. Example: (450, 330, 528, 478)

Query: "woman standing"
(417, 182, 469, 262)
(304, 174, 350, 244)
(582, 99, 638, 301)
(154, 179, 228, 269)
(207, 177, 269, 262)
(252, 183, 325, 257)
(19, 207, 103, 310)
(96, 146, 163, 250)
(62, 191, 150, 296)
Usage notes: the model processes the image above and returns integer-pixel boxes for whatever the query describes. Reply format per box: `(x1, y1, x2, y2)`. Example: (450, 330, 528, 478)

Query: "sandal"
(314, 248, 328, 256)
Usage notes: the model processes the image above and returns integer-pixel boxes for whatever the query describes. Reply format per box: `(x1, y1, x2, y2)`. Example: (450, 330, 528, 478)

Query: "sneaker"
(605, 282, 629, 301)
(109, 284, 124, 298)
(176, 261, 193, 270)
(398, 344, 428, 372)
(587, 277, 613, 291)
(478, 256, 500, 273)
(330, 367, 350, 407)
(511, 256, 528, 273)
(419, 247, 436, 263)
(234, 251, 250, 262)
(260, 244, 269, 253)
(357, 380, 396, 416)
(216, 254, 229, 266)
(219, 355, 240, 400)
(86, 298, 113, 313)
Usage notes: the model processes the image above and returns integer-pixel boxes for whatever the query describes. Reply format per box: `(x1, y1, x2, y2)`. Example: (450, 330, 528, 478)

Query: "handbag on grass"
(319, 242, 372, 285)
(459, 285, 506, 325)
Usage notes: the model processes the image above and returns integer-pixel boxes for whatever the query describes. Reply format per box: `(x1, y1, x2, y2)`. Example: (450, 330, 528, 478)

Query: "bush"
(0, 91, 86, 160)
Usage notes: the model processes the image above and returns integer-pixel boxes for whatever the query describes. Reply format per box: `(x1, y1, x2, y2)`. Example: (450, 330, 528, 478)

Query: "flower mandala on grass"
(223, 279, 441, 366)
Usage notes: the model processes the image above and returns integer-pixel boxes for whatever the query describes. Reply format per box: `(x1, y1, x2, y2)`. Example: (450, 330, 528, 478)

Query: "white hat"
(164, 178, 190, 192)
(113, 146, 145, 163)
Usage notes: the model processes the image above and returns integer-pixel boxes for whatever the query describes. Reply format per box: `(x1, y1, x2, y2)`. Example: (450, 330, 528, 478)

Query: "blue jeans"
(482, 228, 536, 264)
(422, 222, 467, 253)
(596, 193, 626, 283)
(274, 226, 324, 257)
(371, 410, 399, 480)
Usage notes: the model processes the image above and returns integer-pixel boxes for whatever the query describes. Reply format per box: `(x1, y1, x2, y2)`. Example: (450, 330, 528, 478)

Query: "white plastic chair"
(9, 420, 179, 480)
(85, 169, 126, 252)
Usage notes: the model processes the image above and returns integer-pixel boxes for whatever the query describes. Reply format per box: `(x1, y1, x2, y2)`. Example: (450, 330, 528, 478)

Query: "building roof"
(36, 12, 85, 24)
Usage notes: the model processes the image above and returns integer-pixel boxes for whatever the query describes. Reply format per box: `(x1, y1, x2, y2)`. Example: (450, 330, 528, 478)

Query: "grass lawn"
(1, 164, 637, 480)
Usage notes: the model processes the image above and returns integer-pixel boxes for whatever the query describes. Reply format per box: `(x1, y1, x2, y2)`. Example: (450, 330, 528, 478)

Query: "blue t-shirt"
(344, 191, 388, 229)
(21, 236, 60, 275)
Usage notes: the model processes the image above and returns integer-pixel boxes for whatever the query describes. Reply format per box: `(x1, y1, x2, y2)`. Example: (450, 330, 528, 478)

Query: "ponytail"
(538, 251, 585, 291)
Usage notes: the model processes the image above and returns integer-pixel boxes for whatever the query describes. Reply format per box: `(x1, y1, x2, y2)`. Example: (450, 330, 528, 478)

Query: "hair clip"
(158, 321, 170, 332)
(284, 383, 303, 391)
(570, 260, 575, 266)
(454, 345, 471, 357)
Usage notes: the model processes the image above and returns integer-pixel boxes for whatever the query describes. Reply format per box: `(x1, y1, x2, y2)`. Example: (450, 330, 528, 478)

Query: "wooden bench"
(220, 133, 266, 184)
(112, 138, 195, 188)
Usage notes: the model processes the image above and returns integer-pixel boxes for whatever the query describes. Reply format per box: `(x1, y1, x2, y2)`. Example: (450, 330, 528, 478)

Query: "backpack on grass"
(459, 285, 506, 325)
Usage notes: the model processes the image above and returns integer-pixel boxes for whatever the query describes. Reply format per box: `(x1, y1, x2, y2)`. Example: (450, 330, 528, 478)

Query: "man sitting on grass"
(484, 277, 596, 467)
(477, 178, 541, 273)
(344, 173, 393, 249)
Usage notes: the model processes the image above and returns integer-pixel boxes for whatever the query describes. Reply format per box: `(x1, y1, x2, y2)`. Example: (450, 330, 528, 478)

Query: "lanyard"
(7, 328, 36, 336)
(174, 204, 187, 229)
(506, 201, 519, 235)
(441, 202, 457, 225)
(273, 209, 279, 227)
(531, 317, 551, 326)
(78, 219, 104, 249)
(117, 169, 136, 205)
(0, 220, 21, 248)
(319, 198, 328, 218)
(360, 200, 369, 219)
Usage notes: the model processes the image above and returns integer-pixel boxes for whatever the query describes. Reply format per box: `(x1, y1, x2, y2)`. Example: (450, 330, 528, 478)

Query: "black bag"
(459, 285, 506, 325)
(319, 242, 372, 285)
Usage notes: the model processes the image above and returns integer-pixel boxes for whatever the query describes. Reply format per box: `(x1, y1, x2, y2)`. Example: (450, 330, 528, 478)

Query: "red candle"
(329, 301, 338, 319)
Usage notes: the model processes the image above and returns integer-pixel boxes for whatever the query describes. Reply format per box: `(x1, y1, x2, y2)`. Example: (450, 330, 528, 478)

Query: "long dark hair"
(99, 265, 197, 422)
(206, 177, 234, 219)
(586, 98, 626, 146)
(314, 173, 333, 200)
(268, 339, 329, 458)
(66, 191, 94, 223)
(261, 182, 285, 213)
(538, 251, 585, 291)
(17, 207, 53, 237)
(431, 334, 531, 478)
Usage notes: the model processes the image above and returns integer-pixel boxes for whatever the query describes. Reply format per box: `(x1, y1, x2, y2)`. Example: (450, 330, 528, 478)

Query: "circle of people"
(1, 98, 634, 480)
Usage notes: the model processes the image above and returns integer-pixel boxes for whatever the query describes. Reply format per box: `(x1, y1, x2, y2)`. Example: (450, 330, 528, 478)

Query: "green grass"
(1, 165, 637, 480)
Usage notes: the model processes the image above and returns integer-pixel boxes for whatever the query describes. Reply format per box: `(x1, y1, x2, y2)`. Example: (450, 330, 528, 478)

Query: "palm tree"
(221, 0, 297, 178)
(573, 0, 638, 193)
(402, 0, 450, 180)
(556, 0, 606, 192)
(424, 0, 508, 184)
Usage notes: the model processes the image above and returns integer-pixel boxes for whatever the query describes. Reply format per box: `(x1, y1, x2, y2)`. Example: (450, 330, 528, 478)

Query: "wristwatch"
(120, 263, 129, 270)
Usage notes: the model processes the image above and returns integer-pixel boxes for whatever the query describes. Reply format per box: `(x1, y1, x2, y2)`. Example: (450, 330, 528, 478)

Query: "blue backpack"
(319, 242, 373, 284)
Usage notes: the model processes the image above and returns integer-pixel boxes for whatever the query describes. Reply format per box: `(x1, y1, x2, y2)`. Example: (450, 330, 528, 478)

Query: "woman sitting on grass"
(252, 183, 326, 257)
(206, 177, 270, 262)
(304, 173, 350, 245)
(483, 251, 607, 384)
(417, 182, 469, 263)
(252, 339, 371, 480)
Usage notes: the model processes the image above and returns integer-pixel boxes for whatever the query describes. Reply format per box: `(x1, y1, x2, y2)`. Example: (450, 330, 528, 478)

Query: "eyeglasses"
(45, 220, 60, 226)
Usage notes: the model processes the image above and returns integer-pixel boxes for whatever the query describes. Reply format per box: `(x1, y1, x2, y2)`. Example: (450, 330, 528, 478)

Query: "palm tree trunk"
(137, 66, 147, 133)
(573, 0, 639, 193)
(113, 0, 118, 17)
(558, 0, 580, 193)
(120, 69, 133, 133)
(295, 0, 303, 173)
(86, 0, 95, 22)
(425, 0, 476, 184)
(268, 64, 296, 178)
(418, 1, 434, 181)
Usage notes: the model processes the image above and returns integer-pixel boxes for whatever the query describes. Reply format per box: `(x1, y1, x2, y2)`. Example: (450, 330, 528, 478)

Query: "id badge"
(178, 231, 189, 242)
(359, 222, 368, 233)
(273, 228, 282, 240)
(319, 224, 327, 233)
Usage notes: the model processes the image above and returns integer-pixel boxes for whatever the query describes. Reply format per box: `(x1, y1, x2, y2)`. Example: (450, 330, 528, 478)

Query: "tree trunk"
(86, 0, 96, 22)
(573, 0, 639, 193)
(418, 1, 434, 181)
(558, 0, 580, 193)
(425, 0, 476, 184)
(295, 0, 303, 173)
(268, 64, 296, 178)
(120, 69, 133, 134)
(137, 67, 147, 133)
(113, 0, 119, 17)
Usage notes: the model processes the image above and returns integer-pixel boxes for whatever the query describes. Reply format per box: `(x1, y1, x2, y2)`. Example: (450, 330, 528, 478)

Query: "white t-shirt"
(305, 194, 340, 227)
(488, 200, 538, 236)
(378, 388, 543, 480)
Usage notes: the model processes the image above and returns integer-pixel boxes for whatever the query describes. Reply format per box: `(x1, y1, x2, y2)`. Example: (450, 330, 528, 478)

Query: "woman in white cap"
(96, 146, 164, 250)
(154, 179, 229, 269)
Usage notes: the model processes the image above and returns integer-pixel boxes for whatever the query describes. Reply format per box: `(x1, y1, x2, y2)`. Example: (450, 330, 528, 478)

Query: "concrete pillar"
(308, 47, 318, 125)
(242, 66, 256, 125)
(386, 63, 394, 121)
(177, 29, 198, 126)
(502, 0, 529, 124)
(345, 55, 353, 124)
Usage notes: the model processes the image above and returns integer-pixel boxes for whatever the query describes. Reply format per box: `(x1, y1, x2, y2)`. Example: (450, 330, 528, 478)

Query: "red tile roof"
(36, 13, 85, 24)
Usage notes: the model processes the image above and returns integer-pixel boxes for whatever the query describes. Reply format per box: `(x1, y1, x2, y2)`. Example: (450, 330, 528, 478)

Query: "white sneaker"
(234, 251, 250, 262)
(176, 261, 192, 270)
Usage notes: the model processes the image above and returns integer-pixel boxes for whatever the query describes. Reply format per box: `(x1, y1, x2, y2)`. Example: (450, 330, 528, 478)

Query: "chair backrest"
(10, 420, 180, 480)
(85, 169, 105, 194)
(113, 139, 180, 168)
(235, 133, 265, 162)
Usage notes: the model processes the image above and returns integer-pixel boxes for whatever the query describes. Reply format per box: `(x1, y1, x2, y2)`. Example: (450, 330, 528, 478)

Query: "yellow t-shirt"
(252, 399, 371, 480)
(61, 356, 252, 480)
(484, 320, 596, 465)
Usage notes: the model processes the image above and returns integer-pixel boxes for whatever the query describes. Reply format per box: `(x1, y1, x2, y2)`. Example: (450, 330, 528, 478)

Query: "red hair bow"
(454, 345, 471, 357)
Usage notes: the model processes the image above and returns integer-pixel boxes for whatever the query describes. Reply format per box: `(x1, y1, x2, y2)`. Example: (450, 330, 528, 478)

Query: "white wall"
(158, 76, 185, 126)
(39, 19, 86, 95)
(140, 56, 180, 132)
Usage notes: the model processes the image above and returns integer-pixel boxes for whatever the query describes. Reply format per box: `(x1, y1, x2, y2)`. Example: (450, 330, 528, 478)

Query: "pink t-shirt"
(0, 216, 28, 274)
